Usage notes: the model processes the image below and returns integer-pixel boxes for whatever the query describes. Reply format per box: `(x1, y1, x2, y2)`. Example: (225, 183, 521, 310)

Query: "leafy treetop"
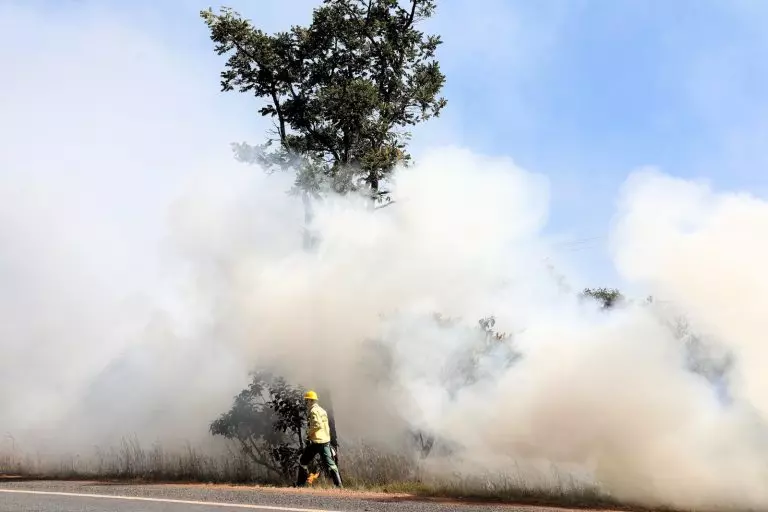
(201, 0, 447, 202)
(582, 287, 624, 309)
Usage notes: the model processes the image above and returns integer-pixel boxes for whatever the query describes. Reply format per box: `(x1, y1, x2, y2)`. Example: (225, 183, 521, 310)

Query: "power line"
(551, 236, 605, 252)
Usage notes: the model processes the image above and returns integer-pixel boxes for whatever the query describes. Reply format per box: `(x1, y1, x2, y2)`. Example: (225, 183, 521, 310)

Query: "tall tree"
(202, 1, 447, 476)
(201, 0, 447, 205)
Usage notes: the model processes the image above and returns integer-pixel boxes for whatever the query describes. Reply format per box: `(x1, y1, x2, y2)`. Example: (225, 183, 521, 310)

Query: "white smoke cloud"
(123, 145, 768, 509)
(0, 0, 254, 448)
(5, 1, 768, 510)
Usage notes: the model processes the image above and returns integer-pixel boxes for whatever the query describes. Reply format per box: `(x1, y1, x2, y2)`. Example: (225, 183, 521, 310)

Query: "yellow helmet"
(304, 390, 318, 400)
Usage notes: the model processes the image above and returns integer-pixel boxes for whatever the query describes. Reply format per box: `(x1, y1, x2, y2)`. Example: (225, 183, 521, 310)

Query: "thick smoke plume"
(4, 2, 768, 511)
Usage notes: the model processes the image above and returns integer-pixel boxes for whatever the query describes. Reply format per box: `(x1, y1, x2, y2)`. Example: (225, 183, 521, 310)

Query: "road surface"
(0, 480, 572, 512)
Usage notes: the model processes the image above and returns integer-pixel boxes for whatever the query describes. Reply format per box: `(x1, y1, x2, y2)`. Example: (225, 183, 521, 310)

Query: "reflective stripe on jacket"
(307, 403, 331, 444)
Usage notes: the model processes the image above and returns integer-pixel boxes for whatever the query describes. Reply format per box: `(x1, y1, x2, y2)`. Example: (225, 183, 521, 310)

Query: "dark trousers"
(296, 442, 341, 487)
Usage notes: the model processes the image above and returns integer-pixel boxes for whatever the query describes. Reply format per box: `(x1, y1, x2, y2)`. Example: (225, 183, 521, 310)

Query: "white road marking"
(0, 489, 343, 512)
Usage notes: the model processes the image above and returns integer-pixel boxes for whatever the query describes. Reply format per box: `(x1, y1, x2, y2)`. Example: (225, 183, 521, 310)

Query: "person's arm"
(307, 408, 322, 441)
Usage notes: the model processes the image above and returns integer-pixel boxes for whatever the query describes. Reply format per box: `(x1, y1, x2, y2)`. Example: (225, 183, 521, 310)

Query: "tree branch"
(224, 36, 288, 145)
(239, 437, 283, 476)
(407, 0, 417, 26)
(287, 84, 341, 162)
(270, 88, 287, 143)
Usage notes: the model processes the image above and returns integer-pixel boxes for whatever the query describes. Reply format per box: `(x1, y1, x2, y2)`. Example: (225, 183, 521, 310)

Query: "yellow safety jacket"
(307, 403, 331, 444)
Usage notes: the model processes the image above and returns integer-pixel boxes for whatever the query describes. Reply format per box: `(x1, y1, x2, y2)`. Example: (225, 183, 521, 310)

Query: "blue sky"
(4, 0, 768, 289)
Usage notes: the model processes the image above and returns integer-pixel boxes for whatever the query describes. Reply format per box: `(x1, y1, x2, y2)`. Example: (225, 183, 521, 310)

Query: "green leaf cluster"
(201, 0, 447, 202)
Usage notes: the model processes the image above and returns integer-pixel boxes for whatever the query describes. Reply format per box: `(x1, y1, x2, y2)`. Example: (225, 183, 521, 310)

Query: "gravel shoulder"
(0, 478, 596, 512)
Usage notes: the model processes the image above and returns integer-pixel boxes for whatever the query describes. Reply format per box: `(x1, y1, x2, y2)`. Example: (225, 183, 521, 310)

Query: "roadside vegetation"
(0, 437, 617, 509)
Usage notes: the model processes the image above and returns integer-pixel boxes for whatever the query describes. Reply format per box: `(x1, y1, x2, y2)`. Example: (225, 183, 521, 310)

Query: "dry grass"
(0, 438, 623, 510)
(0, 436, 276, 484)
(397, 477, 618, 509)
(336, 460, 617, 510)
(336, 443, 418, 487)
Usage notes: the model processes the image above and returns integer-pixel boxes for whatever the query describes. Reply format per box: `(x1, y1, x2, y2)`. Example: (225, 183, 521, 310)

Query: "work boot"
(330, 469, 343, 488)
(295, 466, 309, 487)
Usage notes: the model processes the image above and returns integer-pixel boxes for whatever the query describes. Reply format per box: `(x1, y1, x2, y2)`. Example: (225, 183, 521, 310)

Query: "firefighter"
(296, 390, 343, 488)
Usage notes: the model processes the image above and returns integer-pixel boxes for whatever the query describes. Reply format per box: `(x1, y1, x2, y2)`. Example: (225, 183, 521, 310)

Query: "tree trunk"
(320, 387, 339, 449)
(301, 191, 314, 250)
(298, 181, 339, 451)
(368, 170, 379, 207)
(300, 191, 337, 449)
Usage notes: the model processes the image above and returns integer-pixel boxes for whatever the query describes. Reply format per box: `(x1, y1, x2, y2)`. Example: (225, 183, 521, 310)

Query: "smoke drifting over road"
(3, 2, 768, 510)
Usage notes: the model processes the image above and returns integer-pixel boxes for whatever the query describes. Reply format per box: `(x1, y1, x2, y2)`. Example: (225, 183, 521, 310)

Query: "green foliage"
(210, 371, 314, 481)
(586, 290, 733, 391)
(449, 316, 519, 391)
(582, 287, 624, 309)
(411, 315, 519, 459)
(477, 315, 511, 342)
(201, 0, 447, 202)
(647, 299, 734, 391)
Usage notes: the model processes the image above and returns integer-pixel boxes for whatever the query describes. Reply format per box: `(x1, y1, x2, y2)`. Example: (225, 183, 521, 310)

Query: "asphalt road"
(0, 480, 566, 512)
